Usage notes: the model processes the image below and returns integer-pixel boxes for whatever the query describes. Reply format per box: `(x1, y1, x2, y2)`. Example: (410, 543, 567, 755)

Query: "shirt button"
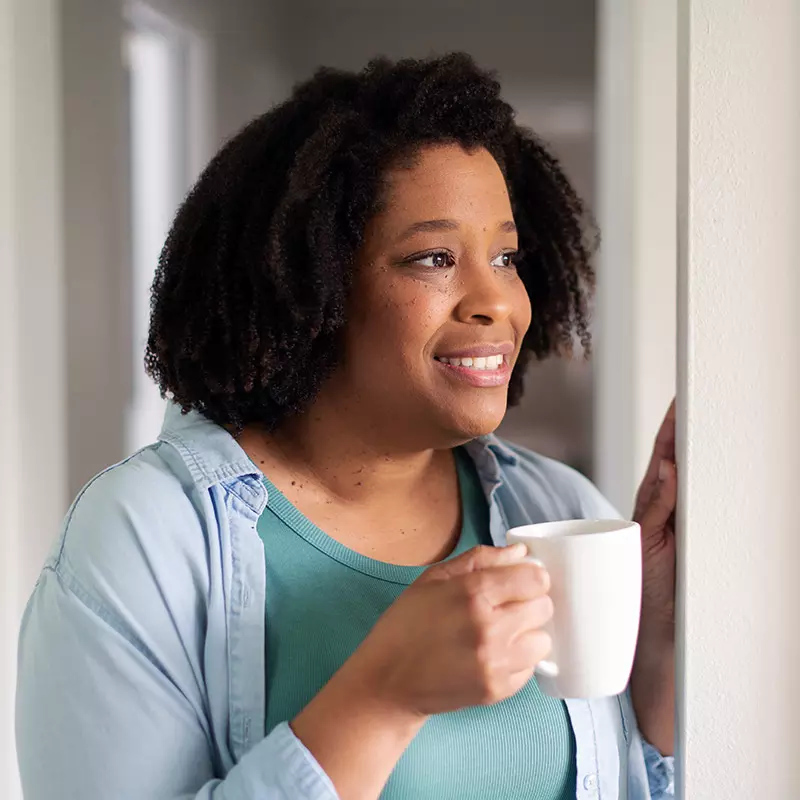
(583, 774, 598, 791)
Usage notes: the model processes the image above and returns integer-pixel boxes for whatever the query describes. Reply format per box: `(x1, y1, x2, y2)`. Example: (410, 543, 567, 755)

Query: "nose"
(453, 261, 514, 326)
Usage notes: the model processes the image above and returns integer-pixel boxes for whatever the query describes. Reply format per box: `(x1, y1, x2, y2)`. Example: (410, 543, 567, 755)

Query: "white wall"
(676, 0, 800, 795)
(137, 0, 289, 143)
(0, 2, 66, 798)
(595, 0, 677, 514)
(62, 0, 290, 497)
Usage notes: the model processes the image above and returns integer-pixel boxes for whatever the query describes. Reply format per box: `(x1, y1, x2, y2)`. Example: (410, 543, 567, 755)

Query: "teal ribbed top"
(258, 450, 576, 799)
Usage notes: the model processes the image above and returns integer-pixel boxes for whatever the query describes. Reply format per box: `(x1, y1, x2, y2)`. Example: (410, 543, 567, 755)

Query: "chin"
(438, 403, 507, 442)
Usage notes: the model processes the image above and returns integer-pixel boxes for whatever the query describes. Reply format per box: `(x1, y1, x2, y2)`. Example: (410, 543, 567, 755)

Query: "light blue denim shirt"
(16, 403, 674, 800)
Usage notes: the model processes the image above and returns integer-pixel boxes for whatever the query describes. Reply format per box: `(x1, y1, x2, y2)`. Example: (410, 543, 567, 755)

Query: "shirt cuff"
(240, 721, 340, 799)
(642, 738, 675, 798)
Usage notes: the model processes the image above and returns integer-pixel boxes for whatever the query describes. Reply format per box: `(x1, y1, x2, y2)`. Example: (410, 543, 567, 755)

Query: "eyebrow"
(398, 218, 517, 241)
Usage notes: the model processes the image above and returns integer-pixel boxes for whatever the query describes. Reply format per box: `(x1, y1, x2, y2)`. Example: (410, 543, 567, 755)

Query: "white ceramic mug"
(506, 519, 642, 699)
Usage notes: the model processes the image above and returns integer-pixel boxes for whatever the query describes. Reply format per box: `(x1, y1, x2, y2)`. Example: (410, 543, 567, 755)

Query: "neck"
(240, 398, 456, 504)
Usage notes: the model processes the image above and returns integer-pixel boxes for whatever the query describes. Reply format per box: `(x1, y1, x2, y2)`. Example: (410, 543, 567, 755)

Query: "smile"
(433, 354, 505, 371)
(432, 350, 513, 388)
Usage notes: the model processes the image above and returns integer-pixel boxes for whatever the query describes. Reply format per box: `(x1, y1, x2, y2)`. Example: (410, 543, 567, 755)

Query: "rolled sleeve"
(642, 739, 675, 799)
(232, 723, 339, 799)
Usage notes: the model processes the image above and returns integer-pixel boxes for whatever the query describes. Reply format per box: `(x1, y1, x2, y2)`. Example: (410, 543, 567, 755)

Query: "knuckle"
(467, 545, 495, 569)
(472, 627, 495, 666)
(464, 593, 492, 627)
(462, 570, 490, 599)
(533, 594, 554, 623)
(478, 673, 508, 706)
(416, 563, 440, 584)
(531, 630, 553, 662)
(531, 564, 551, 594)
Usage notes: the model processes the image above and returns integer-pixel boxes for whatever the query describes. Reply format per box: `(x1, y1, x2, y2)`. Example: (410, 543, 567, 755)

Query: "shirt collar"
(475, 434, 519, 466)
(158, 402, 259, 490)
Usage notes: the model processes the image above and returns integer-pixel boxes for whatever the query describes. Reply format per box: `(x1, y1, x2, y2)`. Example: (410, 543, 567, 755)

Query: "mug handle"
(527, 557, 560, 678)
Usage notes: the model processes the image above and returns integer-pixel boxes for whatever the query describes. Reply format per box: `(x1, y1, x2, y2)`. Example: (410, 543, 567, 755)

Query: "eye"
(407, 250, 456, 269)
(491, 250, 519, 268)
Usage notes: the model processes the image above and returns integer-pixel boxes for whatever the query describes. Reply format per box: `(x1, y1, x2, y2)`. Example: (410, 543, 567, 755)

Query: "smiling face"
(320, 143, 532, 450)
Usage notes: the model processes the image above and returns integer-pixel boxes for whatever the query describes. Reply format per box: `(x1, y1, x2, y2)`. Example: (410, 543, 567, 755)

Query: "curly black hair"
(145, 52, 597, 432)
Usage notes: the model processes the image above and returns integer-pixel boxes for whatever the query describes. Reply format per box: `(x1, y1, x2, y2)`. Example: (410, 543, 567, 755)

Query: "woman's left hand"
(633, 398, 677, 647)
(630, 399, 677, 755)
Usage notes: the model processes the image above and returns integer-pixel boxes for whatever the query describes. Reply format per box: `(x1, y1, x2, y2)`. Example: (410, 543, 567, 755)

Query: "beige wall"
(676, 0, 800, 794)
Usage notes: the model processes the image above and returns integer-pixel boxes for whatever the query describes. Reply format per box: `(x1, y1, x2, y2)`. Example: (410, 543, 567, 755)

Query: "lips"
(433, 345, 514, 388)
(435, 342, 515, 360)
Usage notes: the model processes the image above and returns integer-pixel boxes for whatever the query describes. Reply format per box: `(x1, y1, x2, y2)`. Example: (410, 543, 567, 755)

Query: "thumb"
(639, 459, 677, 532)
(420, 543, 528, 583)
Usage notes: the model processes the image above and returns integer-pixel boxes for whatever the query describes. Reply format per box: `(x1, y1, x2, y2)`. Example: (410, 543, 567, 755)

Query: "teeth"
(436, 354, 504, 370)
(486, 355, 503, 370)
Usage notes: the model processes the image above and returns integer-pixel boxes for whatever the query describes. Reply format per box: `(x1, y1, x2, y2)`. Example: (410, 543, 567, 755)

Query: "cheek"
(348, 279, 449, 365)
(513, 280, 533, 331)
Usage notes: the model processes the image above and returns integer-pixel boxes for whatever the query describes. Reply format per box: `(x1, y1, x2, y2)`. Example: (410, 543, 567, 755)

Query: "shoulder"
(50, 443, 211, 622)
(20, 444, 222, 751)
(489, 438, 623, 521)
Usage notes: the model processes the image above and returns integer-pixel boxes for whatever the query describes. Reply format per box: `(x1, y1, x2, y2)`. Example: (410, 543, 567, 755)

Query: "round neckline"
(259, 449, 481, 586)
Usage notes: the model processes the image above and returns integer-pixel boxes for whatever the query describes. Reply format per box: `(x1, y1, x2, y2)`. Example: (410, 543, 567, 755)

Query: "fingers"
(651, 402, 677, 476)
(498, 597, 554, 637)
(640, 459, 678, 533)
(502, 666, 539, 699)
(473, 604, 554, 703)
(421, 546, 550, 610)
(461, 562, 551, 607)
(422, 544, 527, 582)
(645, 397, 675, 442)
(497, 598, 554, 675)
(506, 628, 554, 675)
(636, 398, 677, 514)
(485, 622, 553, 688)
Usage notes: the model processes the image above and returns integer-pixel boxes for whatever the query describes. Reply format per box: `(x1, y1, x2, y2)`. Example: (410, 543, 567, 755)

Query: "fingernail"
(506, 543, 528, 558)
(659, 459, 670, 481)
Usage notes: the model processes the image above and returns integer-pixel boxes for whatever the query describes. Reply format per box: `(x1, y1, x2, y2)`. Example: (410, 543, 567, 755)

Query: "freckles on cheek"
(375, 280, 417, 326)
(366, 275, 446, 346)
(383, 294, 439, 333)
(378, 297, 417, 335)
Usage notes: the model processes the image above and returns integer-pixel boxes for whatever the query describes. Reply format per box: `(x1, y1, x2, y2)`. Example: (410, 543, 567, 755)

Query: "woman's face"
(330, 143, 532, 449)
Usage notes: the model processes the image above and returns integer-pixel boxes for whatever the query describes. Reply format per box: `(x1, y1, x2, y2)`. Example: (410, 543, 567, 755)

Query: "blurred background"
(2, 1, 676, 795)
(80, 0, 601, 495)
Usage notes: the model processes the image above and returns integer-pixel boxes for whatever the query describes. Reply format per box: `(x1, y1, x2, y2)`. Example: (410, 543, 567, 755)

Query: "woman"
(16, 54, 676, 799)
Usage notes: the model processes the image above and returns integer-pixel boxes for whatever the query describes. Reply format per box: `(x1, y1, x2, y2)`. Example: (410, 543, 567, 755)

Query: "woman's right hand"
(290, 544, 553, 800)
(351, 543, 554, 717)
